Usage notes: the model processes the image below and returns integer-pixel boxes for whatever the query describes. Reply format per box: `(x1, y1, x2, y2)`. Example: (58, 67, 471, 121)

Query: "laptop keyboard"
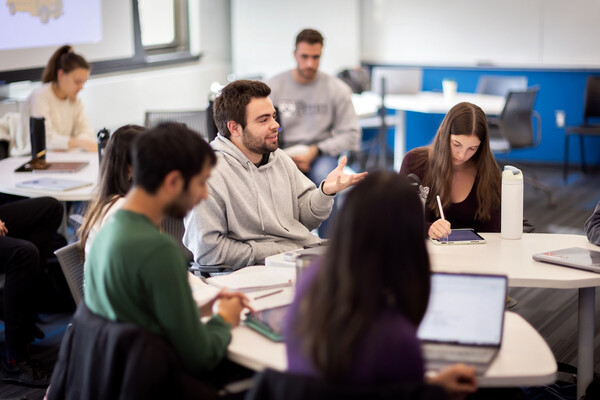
(422, 344, 497, 364)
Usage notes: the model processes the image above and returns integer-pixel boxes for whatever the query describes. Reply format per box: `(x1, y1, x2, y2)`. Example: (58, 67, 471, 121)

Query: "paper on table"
(206, 265, 294, 293)
(188, 272, 221, 307)
(249, 287, 294, 311)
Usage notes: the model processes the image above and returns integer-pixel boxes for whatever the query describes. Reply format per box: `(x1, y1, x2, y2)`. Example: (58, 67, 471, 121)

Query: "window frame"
(0, 0, 200, 85)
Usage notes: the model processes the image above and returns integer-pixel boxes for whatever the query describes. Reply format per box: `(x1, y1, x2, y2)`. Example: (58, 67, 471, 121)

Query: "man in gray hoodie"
(183, 80, 366, 269)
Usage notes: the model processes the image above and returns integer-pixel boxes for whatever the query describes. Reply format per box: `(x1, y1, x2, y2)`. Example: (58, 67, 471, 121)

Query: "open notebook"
(418, 273, 507, 375)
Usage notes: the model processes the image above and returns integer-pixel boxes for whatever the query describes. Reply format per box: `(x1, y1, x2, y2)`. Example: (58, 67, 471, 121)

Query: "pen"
(254, 289, 283, 300)
(436, 195, 446, 220)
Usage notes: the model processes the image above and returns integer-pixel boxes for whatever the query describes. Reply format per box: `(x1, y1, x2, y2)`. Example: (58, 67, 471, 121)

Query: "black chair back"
(205, 101, 219, 142)
(583, 76, 600, 123)
(476, 75, 528, 98)
(246, 368, 446, 400)
(498, 87, 540, 149)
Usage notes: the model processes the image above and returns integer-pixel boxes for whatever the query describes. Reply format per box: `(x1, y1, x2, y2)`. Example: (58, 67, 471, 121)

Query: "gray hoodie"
(183, 134, 334, 268)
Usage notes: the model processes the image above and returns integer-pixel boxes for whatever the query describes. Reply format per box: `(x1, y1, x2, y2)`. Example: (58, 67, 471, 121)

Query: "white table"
(0, 152, 98, 201)
(228, 311, 556, 388)
(429, 233, 599, 399)
(351, 91, 505, 170)
(267, 233, 598, 398)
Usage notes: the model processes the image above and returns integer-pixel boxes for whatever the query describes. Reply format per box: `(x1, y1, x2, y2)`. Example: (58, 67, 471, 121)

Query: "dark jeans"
(306, 154, 339, 239)
(0, 197, 63, 356)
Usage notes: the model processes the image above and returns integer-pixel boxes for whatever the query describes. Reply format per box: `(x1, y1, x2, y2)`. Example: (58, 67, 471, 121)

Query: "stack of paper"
(206, 265, 294, 293)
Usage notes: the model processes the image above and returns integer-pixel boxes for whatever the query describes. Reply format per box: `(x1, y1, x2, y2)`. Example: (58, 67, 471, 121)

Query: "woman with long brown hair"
(285, 171, 477, 398)
(22, 45, 96, 152)
(400, 102, 501, 239)
(80, 125, 146, 256)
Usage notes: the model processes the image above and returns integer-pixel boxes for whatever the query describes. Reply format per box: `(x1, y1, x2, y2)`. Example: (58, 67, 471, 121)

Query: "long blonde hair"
(424, 102, 501, 221)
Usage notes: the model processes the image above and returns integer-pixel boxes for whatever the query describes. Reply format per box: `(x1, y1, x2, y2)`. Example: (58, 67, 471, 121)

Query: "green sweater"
(84, 210, 231, 376)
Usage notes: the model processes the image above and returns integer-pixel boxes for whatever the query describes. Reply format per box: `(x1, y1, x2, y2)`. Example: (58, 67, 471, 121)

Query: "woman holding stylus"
(400, 102, 501, 240)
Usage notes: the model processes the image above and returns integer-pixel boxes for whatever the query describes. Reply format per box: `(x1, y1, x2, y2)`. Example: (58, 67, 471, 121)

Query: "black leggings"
(0, 197, 63, 355)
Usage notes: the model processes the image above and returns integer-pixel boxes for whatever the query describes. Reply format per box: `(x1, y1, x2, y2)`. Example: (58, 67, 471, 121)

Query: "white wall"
(79, 62, 230, 133)
(69, 0, 232, 133)
(231, 0, 361, 80)
(361, 0, 600, 68)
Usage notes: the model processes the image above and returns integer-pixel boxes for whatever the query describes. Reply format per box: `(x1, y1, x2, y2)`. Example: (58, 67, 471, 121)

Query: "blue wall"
(377, 66, 600, 166)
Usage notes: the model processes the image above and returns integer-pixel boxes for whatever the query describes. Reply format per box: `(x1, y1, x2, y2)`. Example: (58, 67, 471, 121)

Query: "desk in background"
(0, 152, 98, 201)
(351, 91, 505, 170)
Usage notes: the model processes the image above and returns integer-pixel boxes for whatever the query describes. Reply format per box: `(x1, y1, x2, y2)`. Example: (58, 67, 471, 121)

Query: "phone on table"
(244, 305, 289, 342)
(430, 228, 486, 245)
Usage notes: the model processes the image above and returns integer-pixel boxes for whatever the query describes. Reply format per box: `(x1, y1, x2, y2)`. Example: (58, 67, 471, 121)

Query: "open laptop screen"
(417, 273, 507, 346)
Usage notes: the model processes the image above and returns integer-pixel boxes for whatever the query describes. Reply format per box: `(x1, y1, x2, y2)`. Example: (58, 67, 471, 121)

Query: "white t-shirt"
(21, 83, 94, 151)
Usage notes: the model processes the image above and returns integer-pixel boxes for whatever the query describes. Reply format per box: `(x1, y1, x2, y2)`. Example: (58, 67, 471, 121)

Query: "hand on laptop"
(322, 156, 368, 195)
(0, 219, 7, 236)
(427, 363, 477, 400)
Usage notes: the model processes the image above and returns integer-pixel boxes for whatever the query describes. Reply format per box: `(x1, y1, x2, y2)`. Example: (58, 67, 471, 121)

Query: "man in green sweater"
(84, 123, 245, 380)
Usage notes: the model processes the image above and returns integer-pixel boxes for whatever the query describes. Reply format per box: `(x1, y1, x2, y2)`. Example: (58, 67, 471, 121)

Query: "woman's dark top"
(400, 147, 500, 233)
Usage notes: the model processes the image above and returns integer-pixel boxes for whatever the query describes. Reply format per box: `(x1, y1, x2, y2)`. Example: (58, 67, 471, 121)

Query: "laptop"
(418, 273, 507, 375)
(532, 247, 600, 273)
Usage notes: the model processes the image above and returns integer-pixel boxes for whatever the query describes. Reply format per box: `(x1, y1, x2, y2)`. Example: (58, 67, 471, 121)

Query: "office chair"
(47, 302, 217, 400)
(144, 109, 211, 141)
(246, 368, 446, 400)
(564, 76, 600, 181)
(337, 67, 371, 94)
(54, 241, 85, 306)
(476, 75, 528, 98)
(488, 87, 554, 205)
(161, 216, 194, 263)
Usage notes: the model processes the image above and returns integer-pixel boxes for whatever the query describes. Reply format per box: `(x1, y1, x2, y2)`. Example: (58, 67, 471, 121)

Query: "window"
(0, 0, 199, 84)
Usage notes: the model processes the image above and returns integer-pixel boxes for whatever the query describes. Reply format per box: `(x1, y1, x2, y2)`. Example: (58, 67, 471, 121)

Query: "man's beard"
(164, 196, 189, 219)
(242, 127, 278, 155)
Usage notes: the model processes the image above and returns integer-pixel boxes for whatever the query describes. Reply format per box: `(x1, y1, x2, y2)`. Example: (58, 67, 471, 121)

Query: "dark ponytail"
(42, 45, 90, 83)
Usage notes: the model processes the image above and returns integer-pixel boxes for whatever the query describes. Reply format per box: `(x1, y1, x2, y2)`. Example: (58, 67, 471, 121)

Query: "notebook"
(418, 273, 507, 375)
(205, 265, 294, 292)
(16, 178, 92, 192)
(532, 247, 600, 273)
(15, 157, 89, 173)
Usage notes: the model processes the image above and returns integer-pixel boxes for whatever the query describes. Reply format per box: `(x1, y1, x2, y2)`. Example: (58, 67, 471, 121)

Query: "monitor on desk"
(371, 67, 423, 96)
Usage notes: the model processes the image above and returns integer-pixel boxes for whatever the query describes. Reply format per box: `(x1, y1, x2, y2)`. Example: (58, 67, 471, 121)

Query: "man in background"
(266, 28, 361, 237)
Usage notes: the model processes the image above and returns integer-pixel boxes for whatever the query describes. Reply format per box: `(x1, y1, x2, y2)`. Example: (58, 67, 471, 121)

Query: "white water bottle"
(501, 166, 523, 239)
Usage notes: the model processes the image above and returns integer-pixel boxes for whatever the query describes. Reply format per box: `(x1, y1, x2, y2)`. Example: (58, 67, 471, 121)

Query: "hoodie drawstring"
(247, 161, 266, 234)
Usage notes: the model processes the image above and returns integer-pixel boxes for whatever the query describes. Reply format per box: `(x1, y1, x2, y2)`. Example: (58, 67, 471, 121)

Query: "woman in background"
(80, 124, 146, 256)
(285, 171, 477, 399)
(400, 102, 501, 240)
(22, 45, 96, 152)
